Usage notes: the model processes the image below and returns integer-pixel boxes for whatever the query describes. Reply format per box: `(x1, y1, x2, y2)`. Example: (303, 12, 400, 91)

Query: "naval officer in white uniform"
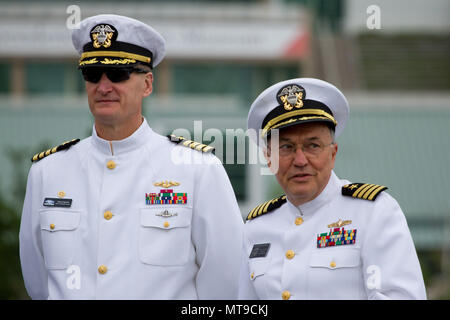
(19, 14, 243, 300)
(239, 78, 426, 300)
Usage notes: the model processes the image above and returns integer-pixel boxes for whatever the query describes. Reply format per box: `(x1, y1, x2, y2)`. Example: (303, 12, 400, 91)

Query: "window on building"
(171, 62, 301, 105)
(0, 63, 10, 93)
(25, 61, 84, 95)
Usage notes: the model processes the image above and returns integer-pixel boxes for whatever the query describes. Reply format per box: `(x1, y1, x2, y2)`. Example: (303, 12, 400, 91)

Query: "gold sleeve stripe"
(259, 201, 271, 216)
(361, 184, 380, 200)
(250, 202, 267, 219)
(368, 185, 387, 201)
(342, 182, 387, 201)
(248, 203, 263, 220)
(202, 146, 214, 153)
(195, 144, 205, 151)
(254, 202, 268, 218)
(168, 136, 215, 153)
(253, 203, 266, 218)
(248, 204, 259, 219)
(351, 184, 366, 197)
(353, 184, 373, 198)
(31, 138, 80, 163)
(247, 195, 287, 220)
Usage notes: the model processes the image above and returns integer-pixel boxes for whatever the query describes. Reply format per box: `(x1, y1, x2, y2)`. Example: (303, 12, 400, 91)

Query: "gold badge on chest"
(317, 218, 356, 249)
(327, 218, 352, 228)
(153, 180, 180, 188)
(146, 180, 187, 205)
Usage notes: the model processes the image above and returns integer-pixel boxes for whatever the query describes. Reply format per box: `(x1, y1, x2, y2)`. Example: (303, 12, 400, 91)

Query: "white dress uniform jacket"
(239, 171, 426, 300)
(20, 118, 243, 300)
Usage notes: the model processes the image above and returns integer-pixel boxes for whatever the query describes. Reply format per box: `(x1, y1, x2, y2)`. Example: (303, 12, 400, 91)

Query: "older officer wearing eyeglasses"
(238, 78, 426, 300)
(19, 14, 243, 299)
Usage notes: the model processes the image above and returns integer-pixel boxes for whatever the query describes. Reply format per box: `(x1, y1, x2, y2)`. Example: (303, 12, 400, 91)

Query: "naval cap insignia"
(90, 24, 117, 49)
(277, 84, 305, 111)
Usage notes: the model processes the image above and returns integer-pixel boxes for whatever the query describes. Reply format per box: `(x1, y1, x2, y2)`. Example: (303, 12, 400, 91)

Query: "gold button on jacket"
(98, 265, 108, 274)
(106, 160, 116, 170)
(281, 290, 291, 300)
(104, 211, 113, 220)
(295, 217, 303, 225)
(285, 250, 295, 259)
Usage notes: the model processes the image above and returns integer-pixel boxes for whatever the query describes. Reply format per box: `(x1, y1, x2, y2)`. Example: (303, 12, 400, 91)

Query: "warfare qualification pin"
(327, 219, 352, 228)
(155, 210, 178, 218)
(153, 180, 180, 188)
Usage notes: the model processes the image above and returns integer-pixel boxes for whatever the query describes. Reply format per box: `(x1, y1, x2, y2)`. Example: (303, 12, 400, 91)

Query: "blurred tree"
(0, 143, 50, 299)
(0, 148, 27, 299)
(0, 191, 25, 299)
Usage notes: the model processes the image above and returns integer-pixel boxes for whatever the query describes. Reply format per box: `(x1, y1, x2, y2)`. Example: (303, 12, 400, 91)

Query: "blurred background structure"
(0, 0, 449, 299)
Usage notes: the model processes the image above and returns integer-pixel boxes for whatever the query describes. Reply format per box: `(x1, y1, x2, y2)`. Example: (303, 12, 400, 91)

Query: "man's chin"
(92, 110, 121, 125)
(285, 182, 317, 201)
(93, 101, 120, 110)
(91, 103, 120, 115)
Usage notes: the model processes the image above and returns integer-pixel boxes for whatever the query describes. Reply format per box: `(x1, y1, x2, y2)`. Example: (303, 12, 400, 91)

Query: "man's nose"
(96, 73, 113, 94)
(292, 147, 308, 167)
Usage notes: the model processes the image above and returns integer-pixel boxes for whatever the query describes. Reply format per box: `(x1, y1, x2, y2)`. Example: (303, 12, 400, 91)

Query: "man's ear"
(330, 142, 338, 167)
(143, 72, 153, 97)
(264, 147, 271, 168)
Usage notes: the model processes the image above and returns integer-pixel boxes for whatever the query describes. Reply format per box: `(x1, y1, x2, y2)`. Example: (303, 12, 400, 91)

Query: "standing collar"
(91, 117, 153, 156)
(286, 170, 341, 216)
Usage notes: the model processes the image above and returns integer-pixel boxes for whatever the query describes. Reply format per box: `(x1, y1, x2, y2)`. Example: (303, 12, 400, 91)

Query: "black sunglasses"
(81, 67, 148, 83)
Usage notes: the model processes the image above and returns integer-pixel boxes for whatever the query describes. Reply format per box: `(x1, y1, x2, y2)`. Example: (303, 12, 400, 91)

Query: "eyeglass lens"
(82, 68, 145, 83)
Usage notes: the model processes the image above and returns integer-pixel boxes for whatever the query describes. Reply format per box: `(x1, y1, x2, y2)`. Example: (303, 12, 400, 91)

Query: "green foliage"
(0, 142, 51, 299)
(0, 150, 27, 299)
(0, 191, 25, 299)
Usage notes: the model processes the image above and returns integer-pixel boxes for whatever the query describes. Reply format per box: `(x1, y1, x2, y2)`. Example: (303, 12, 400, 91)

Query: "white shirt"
(239, 171, 426, 300)
(20, 118, 243, 300)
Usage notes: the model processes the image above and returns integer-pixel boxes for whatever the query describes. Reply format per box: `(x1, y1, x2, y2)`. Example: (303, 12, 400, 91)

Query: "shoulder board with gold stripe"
(31, 139, 80, 163)
(246, 195, 287, 221)
(342, 183, 387, 201)
(167, 134, 215, 153)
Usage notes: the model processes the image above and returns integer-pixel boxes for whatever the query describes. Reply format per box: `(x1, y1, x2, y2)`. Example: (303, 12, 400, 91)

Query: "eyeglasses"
(81, 67, 148, 83)
(272, 141, 335, 158)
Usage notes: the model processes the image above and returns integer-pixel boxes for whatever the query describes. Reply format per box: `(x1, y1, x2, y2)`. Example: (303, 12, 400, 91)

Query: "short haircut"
(136, 62, 152, 73)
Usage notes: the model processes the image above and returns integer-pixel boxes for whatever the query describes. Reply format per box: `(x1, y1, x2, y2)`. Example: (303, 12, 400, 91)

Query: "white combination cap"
(247, 78, 349, 141)
(72, 14, 166, 69)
